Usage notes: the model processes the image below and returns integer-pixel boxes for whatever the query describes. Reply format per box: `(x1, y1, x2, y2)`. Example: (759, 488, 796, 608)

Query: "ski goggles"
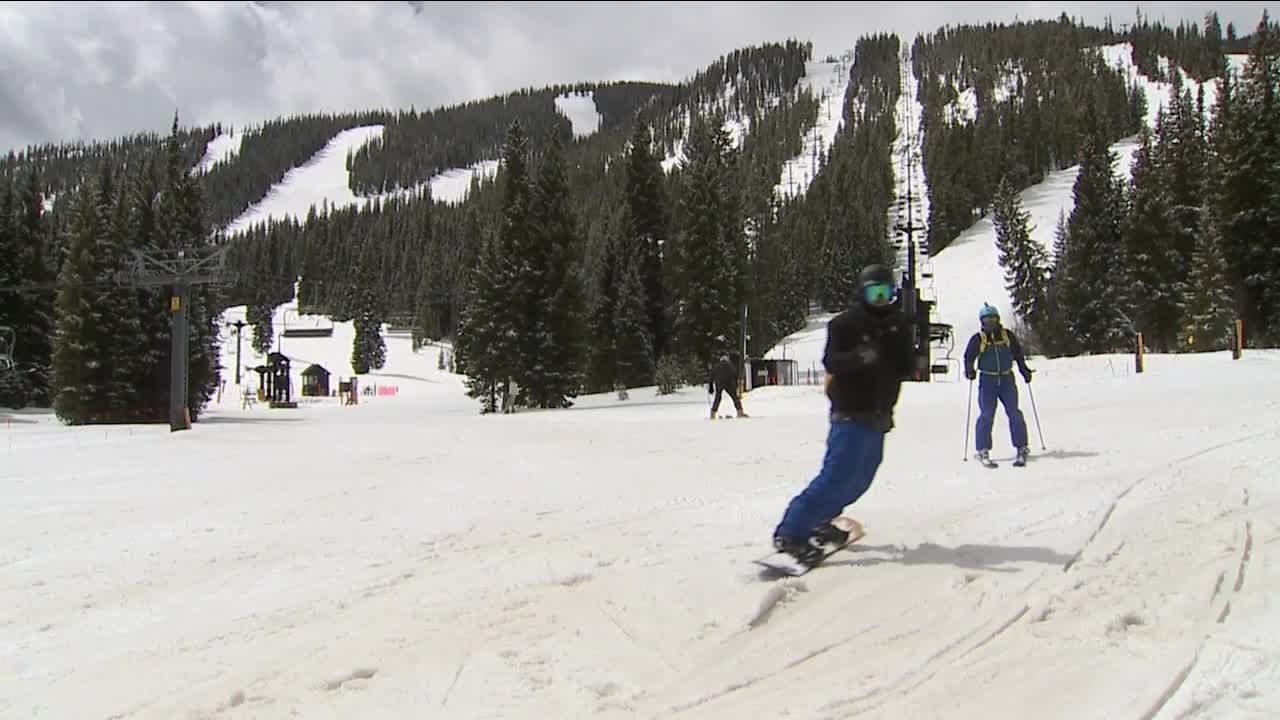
(862, 282, 894, 306)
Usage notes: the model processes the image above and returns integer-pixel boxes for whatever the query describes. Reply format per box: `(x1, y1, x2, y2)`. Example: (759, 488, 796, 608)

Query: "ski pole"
(962, 377, 974, 461)
(1027, 382, 1046, 450)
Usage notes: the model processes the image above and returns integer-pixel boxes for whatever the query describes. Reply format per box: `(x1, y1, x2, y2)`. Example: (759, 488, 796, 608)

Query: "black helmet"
(858, 264, 894, 288)
(857, 264, 896, 309)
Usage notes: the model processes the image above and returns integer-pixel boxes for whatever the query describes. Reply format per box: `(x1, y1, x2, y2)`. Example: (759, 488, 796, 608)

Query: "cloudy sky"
(0, 1, 1276, 152)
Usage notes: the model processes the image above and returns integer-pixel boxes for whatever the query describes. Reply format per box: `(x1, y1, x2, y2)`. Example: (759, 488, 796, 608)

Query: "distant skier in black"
(963, 303, 1033, 465)
(708, 353, 747, 419)
(772, 264, 914, 565)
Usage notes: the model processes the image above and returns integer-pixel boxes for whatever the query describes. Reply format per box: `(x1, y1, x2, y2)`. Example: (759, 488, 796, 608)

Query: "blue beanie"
(979, 303, 999, 320)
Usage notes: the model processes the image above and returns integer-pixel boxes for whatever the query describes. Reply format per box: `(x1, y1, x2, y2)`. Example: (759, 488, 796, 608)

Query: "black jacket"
(823, 302, 914, 431)
(709, 358, 738, 392)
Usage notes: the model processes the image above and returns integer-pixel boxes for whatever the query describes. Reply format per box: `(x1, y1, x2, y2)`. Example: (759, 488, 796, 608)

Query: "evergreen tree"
(51, 181, 101, 424)
(93, 163, 145, 415)
(13, 170, 55, 405)
(410, 186, 440, 352)
(622, 118, 671, 360)
(991, 175, 1050, 333)
(453, 121, 527, 412)
(1179, 206, 1236, 351)
(526, 130, 587, 407)
(1156, 71, 1209, 298)
(1123, 126, 1181, 351)
(1053, 117, 1133, 353)
(611, 250, 655, 389)
(350, 243, 387, 375)
(247, 301, 276, 355)
(586, 216, 622, 393)
(1042, 211, 1075, 356)
(454, 228, 507, 413)
(670, 114, 743, 367)
(127, 160, 171, 416)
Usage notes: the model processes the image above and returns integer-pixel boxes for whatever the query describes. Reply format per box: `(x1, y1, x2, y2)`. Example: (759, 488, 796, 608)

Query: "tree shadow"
(828, 542, 1074, 573)
(199, 414, 306, 424)
(369, 371, 437, 384)
(1031, 449, 1101, 461)
(562, 398, 710, 412)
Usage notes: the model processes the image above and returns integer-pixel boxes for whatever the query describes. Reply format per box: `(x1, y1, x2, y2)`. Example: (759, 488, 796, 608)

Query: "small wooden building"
(747, 358, 799, 390)
(301, 363, 331, 397)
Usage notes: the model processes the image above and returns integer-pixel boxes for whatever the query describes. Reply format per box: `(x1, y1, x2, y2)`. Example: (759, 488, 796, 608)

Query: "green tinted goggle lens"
(863, 283, 892, 304)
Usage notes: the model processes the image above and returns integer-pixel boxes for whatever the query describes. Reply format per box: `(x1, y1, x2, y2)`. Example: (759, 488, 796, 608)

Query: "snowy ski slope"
(774, 54, 852, 200)
(2, 40, 1277, 720)
(927, 44, 1252, 334)
(4, 322, 1277, 719)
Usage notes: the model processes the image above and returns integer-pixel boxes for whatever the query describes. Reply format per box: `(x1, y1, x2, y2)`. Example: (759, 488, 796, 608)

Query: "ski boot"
(772, 535, 825, 567)
(1013, 446, 1029, 466)
(976, 449, 996, 467)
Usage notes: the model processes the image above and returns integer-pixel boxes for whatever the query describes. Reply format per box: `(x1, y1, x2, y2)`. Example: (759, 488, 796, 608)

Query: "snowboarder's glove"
(964, 368, 976, 381)
(1021, 367, 1033, 383)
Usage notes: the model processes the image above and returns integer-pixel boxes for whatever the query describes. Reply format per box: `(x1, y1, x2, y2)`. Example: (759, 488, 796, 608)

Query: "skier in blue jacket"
(771, 264, 914, 566)
(963, 304, 1033, 465)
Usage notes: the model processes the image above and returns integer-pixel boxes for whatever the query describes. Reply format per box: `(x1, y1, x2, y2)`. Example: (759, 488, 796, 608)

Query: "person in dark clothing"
(708, 353, 747, 419)
(963, 303, 1033, 464)
(772, 264, 914, 565)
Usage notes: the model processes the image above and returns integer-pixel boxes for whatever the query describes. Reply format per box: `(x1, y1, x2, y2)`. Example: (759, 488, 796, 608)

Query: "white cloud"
(0, 0, 1275, 152)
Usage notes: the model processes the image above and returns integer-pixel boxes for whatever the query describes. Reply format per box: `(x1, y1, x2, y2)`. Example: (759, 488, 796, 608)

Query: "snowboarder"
(963, 304, 1034, 465)
(708, 353, 747, 419)
(771, 264, 913, 565)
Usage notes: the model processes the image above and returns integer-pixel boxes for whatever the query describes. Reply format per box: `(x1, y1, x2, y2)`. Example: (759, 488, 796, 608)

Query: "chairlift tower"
(116, 246, 237, 431)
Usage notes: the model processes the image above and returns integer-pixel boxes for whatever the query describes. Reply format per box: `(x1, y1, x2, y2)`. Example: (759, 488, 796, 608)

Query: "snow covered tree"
(991, 175, 1050, 334)
(1179, 206, 1236, 351)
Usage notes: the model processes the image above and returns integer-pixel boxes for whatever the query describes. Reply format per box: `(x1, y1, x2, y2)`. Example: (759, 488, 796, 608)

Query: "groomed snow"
(220, 126, 500, 233)
(196, 130, 243, 173)
(3, 331, 1277, 718)
(554, 91, 602, 139)
(222, 125, 385, 235)
(775, 56, 851, 200)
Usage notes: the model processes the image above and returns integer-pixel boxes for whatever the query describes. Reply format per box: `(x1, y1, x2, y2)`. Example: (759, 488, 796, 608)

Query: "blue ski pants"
(774, 417, 884, 541)
(975, 376, 1028, 452)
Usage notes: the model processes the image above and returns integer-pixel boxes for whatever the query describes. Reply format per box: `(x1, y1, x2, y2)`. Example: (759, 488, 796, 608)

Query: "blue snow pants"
(774, 417, 884, 541)
(975, 376, 1028, 452)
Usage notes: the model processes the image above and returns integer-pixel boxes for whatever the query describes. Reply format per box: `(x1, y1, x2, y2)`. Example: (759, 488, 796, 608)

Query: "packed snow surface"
(4, 331, 1278, 718)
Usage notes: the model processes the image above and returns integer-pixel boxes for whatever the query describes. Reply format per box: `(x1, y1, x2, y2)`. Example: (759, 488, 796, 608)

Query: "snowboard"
(754, 515, 866, 577)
